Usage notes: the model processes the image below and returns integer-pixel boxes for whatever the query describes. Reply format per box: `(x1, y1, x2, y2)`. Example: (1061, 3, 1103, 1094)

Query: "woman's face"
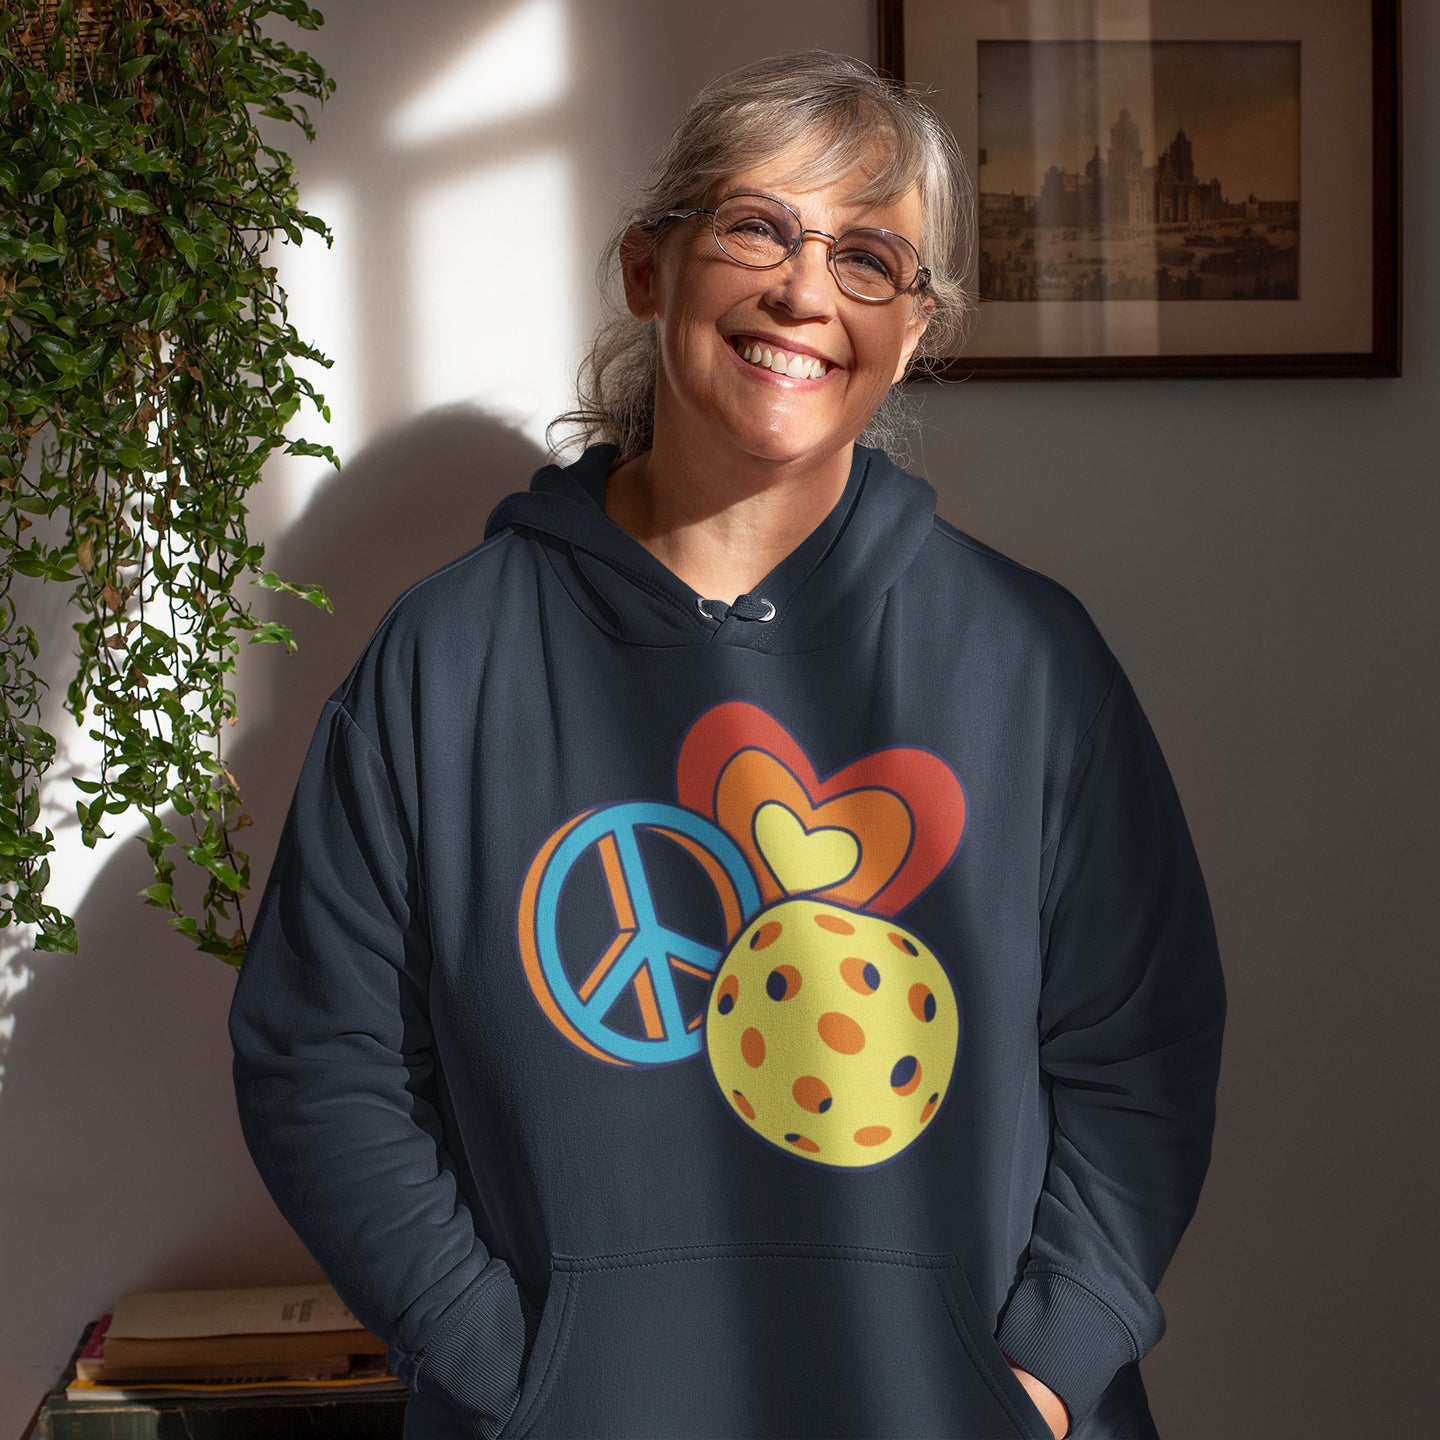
(622, 154, 931, 475)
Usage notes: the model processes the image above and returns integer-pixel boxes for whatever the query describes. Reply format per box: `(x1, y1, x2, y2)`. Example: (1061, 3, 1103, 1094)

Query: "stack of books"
(64, 1282, 407, 1403)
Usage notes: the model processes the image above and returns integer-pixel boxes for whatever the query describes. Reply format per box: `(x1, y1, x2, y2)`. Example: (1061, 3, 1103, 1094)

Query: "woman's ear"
(891, 295, 934, 383)
(620, 225, 660, 322)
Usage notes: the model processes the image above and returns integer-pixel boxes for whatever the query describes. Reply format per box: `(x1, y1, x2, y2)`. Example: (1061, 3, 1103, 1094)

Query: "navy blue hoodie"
(229, 442, 1226, 1440)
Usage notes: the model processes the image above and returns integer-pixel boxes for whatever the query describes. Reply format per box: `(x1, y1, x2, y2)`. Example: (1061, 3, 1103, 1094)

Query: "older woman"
(230, 50, 1224, 1440)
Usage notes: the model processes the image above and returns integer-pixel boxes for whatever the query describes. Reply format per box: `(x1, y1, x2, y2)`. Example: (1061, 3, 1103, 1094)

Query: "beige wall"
(4, 4, 1433, 1435)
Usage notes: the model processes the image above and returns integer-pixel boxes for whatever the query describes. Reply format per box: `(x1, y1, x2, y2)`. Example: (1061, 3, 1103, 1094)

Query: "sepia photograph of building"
(978, 41, 1301, 302)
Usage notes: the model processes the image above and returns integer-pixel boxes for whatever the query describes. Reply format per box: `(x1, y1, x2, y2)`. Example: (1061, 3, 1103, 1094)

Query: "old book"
(95, 1283, 387, 1382)
(26, 1320, 408, 1440)
(67, 1351, 407, 1401)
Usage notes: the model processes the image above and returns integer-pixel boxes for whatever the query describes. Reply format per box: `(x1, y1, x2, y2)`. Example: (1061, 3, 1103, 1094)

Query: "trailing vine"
(0, 0, 336, 964)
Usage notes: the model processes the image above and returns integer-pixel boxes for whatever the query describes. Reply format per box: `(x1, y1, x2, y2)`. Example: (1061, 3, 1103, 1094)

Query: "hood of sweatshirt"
(482, 443, 937, 651)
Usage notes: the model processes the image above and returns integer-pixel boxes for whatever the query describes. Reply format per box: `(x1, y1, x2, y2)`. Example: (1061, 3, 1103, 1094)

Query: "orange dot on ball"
(840, 956, 881, 995)
(817, 1011, 865, 1055)
(741, 1026, 766, 1068)
(792, 1075, 834, 1114)
(908, 983, 937, 1023)
(715, 973, 740, 1016)
(750, 921, 784, 951)
(765, 964, 802, 1002)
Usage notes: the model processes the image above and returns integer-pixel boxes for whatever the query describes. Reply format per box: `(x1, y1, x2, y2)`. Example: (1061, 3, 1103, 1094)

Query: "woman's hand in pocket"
(1003, 1355, 1071, 1438)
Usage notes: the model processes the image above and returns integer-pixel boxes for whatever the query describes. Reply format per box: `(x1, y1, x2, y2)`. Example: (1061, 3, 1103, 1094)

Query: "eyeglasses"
(643, 192, 931, 304)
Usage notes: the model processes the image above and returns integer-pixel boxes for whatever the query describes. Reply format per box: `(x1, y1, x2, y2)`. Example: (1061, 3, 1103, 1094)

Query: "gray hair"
(548, 49, 975, 465)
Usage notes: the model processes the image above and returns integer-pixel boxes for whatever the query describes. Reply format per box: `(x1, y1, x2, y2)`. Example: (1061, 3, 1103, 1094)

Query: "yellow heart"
(753, 802, 860, 894)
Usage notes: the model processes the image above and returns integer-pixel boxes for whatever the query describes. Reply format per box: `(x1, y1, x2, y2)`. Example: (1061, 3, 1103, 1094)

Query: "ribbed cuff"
(393, 1257, 528, 1440)
(995, 1269, 1140, 1426)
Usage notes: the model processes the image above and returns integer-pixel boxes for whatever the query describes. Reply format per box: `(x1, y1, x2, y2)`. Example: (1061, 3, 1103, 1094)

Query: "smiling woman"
(555, 50, 971, 468)
(230, 48, 1225, 1440)
(606, 166, 930, 563)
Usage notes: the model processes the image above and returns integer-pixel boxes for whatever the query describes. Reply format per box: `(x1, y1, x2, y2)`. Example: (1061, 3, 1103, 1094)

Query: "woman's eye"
(728, 217, 784, 242)
(836, 247, 893, 278)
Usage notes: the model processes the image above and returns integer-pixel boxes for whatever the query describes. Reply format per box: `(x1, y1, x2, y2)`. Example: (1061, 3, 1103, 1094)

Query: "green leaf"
(118, 54, 157, 82)
(246, 620, 297, 650)
(152, 288, 182, 328)
(34, 921, 79, 953)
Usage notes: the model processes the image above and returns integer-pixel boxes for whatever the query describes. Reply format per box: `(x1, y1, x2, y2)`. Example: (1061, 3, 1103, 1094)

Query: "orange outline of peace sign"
(517, 801, 762, 1066)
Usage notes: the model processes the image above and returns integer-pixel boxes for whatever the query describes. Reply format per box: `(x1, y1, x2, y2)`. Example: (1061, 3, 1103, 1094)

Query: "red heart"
(674, 701, 966, 917)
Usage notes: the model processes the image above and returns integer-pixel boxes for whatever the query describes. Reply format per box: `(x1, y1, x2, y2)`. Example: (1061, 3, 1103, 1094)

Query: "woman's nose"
(763, 233, 838, 316)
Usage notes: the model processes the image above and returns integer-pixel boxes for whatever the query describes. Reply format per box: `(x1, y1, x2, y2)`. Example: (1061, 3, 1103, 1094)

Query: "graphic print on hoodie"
(519, 697, 969, 1170)
(229, 442, 1225, 1440)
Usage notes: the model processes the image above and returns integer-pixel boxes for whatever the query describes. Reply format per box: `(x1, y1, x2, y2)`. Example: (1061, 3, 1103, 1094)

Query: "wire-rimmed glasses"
(643, 192, 931, 304)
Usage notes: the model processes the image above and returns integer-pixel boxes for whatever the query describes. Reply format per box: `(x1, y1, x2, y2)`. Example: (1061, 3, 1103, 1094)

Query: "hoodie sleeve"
(994, 658, 1227, 1426)
(228, 697, 536, 1438)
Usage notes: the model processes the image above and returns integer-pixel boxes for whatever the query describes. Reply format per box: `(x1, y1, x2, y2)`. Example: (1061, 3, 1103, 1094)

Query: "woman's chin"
(733, 434, 851, 472)
(702, 410, 863, 472)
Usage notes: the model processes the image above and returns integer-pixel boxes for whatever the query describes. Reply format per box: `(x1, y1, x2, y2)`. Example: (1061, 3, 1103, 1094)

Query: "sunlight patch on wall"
(269, 183, 358, 531)
(389, 0, 568, 148)
(410, 150, 579, 448)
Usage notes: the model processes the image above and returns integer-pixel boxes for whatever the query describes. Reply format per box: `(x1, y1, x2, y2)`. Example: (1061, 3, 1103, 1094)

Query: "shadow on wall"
(0, 409, 545, 1376)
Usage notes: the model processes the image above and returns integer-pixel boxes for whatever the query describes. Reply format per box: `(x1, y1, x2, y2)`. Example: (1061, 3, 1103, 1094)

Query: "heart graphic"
(674, 701, 966, 916)
(753, 802, 860, 894)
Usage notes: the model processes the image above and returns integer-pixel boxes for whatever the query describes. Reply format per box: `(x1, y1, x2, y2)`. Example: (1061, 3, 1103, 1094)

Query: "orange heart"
(674, 701, 966, 917)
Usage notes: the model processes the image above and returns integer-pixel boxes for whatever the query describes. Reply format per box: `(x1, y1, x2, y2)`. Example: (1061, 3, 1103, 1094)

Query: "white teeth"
(736, 340, 826, 378)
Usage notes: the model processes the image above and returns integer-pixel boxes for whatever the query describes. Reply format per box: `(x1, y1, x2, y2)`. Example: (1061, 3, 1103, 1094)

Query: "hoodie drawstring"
(696, 593, 776, 623)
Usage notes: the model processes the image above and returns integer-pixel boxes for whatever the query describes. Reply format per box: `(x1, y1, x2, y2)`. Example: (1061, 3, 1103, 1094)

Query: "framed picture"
(878, 0, 1401, 378)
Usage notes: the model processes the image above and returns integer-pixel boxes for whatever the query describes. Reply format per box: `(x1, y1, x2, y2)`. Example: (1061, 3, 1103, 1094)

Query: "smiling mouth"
(730, 337, 832, 379)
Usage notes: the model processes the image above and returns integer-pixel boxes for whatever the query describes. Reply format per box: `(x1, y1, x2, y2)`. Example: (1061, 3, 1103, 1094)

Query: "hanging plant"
(0, 0, 337, 963)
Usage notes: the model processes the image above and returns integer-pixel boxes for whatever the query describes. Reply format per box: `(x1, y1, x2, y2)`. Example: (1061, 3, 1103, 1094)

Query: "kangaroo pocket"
(495, 1242, 1055, 1440)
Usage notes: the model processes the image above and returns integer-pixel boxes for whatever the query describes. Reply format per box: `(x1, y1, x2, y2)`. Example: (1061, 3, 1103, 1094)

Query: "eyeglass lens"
(709, 194, 920, 300)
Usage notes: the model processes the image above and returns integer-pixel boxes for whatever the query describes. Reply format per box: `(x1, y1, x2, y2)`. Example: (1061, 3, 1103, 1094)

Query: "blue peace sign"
(529, 801, 761, 1065)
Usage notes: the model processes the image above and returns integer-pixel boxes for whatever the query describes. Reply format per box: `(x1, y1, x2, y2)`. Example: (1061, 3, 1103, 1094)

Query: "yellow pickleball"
(704, 897, 960, 1168)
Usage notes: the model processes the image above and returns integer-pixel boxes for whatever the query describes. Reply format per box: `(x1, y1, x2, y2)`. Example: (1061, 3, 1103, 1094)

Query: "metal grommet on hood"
(696, 594, 775, 623)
